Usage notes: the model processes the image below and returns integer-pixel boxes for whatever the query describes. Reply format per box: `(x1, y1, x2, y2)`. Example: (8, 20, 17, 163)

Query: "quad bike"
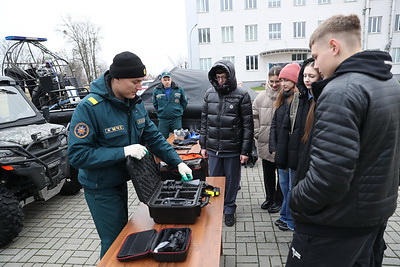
(1, 35, 88, 125)
(0, 76, 81, 247)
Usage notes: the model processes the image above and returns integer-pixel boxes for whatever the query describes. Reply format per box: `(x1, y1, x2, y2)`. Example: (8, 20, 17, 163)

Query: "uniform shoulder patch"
(74, 123, 90, 138)
(88, 97, 98, 105)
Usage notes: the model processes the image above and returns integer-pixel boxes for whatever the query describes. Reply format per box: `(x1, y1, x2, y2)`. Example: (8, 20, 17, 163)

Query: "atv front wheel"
(60, 166, 82, 196)
(0, 187, 24, 247)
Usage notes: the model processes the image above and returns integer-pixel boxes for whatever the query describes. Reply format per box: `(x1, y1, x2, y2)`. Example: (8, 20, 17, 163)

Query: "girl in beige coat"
(252, 66, 283, 212)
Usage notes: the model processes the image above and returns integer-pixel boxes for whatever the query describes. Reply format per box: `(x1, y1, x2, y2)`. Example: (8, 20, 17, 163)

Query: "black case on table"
(117, 227, 192, 262)
(126, 154, 210, 224)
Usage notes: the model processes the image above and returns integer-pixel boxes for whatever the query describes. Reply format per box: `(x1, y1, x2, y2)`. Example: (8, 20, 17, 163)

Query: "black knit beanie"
(109, 51, 147, 78)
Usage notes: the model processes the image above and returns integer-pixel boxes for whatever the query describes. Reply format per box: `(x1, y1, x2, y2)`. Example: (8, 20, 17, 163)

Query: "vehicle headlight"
(0, 150, 27, 164)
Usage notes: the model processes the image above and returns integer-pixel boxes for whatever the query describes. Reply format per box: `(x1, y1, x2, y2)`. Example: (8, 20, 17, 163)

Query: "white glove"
(178, 162, 193, 181)
(123, 144, 148, 160)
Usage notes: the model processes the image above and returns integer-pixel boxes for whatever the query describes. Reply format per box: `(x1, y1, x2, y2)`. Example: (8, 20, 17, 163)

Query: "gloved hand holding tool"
(124, 144, 148, 160)
(178, 163, 193, 181)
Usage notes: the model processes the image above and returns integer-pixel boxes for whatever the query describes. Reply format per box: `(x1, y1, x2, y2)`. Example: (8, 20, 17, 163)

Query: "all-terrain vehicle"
(1, 35, 88, 125)
(0, 75, 81, 247)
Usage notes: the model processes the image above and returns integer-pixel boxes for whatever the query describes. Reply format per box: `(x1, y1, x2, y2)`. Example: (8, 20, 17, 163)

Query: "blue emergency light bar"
(5, 36, 47, 42)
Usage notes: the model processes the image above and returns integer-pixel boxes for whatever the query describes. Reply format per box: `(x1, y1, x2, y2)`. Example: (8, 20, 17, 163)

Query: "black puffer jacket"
(275, 58, 317, 170)
(290, 51, 400, 233)
(275, 94, 311, 170)
(199, 60, 254, 155)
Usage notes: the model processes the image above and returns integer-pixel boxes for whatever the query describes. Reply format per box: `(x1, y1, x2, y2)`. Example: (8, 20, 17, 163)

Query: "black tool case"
(117, 227, 192, 262)
(126, 154, 210, 224)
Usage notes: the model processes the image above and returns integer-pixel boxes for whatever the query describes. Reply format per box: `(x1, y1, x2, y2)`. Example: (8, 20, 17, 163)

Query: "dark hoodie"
(290, 50, 400, 235)
(200, 60, 254, 156)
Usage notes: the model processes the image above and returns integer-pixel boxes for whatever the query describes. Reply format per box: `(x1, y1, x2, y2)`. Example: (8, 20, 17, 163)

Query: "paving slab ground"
(0, 160, 399, 266)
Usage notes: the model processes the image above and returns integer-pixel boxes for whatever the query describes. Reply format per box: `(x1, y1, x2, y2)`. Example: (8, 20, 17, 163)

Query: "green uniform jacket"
(68, 71, 182, 189)
(152, 81, 188, 120)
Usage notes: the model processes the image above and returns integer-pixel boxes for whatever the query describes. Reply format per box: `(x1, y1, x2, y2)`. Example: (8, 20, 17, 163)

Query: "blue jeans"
(278, 168, 294, 230)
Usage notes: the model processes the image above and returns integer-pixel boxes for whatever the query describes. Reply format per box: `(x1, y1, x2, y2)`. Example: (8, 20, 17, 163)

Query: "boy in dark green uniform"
(152, 72, 188, 138)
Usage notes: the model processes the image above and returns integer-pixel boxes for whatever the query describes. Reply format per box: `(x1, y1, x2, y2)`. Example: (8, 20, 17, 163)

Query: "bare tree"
(59, 15, 102, 84)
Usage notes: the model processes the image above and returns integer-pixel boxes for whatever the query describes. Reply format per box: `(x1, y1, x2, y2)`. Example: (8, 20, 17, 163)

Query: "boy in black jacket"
(287, 14, 400, 267)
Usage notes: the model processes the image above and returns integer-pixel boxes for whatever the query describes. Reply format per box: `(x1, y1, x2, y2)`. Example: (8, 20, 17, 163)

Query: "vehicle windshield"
(0, 86, 36, 123)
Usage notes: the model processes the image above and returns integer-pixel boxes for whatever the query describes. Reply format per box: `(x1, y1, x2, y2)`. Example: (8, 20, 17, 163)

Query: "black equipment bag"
(117, 227, 191, 262)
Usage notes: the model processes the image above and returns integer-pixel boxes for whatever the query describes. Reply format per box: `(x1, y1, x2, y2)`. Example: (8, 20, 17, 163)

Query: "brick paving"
(0, 160, 399, 266)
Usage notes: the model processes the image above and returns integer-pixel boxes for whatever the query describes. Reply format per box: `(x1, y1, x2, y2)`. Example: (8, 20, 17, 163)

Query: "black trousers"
(262, 159, 283, 204)
(286, 223, 387, 267)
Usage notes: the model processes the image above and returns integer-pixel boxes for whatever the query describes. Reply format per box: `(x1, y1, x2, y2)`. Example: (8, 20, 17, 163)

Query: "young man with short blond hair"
(287, 14, 400, 266)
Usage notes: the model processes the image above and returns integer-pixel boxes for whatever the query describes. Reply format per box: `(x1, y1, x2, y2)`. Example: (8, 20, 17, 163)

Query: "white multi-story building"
(185, 0, 400, 86)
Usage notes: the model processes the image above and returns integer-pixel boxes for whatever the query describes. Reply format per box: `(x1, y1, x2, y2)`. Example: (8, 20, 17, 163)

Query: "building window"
(368, 16, 382, 33)
(222, 26, 234, 42)
(269, 23, 281, 39)
(200, 58, 212, 71)
(318, 0, 331, 3)
(395, 14, 400, 32)
(391, 48, 400, 63)
(246, 55, 258, 70)
(292, 54, 308, 61)
(198, 28, 211, 44)
(245, 24, 258, 41)
(268, 0, 281, 7)
(293, 22, 306, 38)
(246, 0, 257, 9)
(294, 0, 305, 6)
(223, 56, 235, 65)
(197, 0, 209, 12)
(221, 0, 232, 11)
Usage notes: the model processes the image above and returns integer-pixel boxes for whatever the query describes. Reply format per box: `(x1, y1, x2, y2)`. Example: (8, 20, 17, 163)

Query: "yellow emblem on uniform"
(74, 123, 89, 138)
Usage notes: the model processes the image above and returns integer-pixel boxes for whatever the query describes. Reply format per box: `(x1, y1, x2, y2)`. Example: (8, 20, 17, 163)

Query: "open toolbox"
(117, 227, 192, 262)
(126, 154, 210, 224)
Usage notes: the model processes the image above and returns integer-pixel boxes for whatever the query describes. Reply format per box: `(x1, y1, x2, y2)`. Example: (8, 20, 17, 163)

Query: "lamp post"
(189, 23, 198, 69)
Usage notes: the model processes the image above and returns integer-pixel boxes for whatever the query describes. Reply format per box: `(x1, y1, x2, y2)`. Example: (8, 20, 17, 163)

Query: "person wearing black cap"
(152, 71, 188, 138)
(68, 51, 192, 258)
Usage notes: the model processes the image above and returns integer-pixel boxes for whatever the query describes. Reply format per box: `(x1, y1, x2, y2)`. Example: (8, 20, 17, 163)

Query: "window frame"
(269, 23, 281, 40)
(293, 0, 305, 6)
(245, 0, 257, 9)
(368, 16, 382, 34)
(220, 0, 233, 11)
(391, 48, 400, 63)
(222, 56, 235, 65)
(221, 26, 234, 43)
(293, 21, 306, 38)
(199, 58, 212, 71)
(197, 0, 209, 12)
(245, 24, 258, 41)
(268, 0, 281, 8)
(198, 28, 211, 44)
(246, 55, 259, 71)
(395, 14, 400, 32)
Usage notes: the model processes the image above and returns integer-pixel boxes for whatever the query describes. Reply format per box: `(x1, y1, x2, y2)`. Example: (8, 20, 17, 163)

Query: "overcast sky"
(0, 0, 187, 76)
